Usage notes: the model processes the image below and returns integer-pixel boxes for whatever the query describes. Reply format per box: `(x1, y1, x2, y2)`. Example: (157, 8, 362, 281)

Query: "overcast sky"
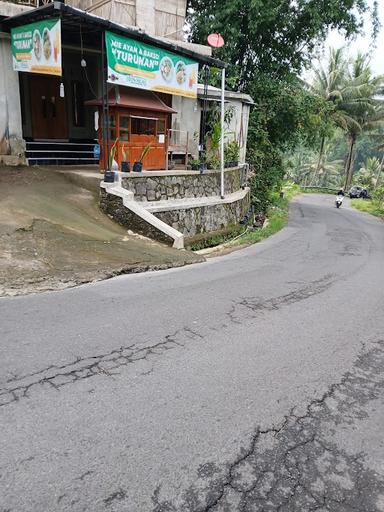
(325, 1, 384, 75)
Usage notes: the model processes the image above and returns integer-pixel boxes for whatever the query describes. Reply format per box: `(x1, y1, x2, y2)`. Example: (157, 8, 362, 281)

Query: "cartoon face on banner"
(106, 31, 198, 98)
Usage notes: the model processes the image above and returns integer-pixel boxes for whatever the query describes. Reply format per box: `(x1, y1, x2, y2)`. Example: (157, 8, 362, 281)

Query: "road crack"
(0, 326, 204, 408)
(152, 341, 384, 511)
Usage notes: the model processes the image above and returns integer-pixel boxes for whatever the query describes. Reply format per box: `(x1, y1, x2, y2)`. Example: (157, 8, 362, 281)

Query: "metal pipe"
(220, 67, 225, 199)
(101, 30, 110, 171)
(101, 31, 108, 170)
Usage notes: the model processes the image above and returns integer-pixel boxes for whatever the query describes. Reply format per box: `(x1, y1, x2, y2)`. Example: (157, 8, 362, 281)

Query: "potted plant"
(227, 141, 240, 167)
(190, 157, 200, 171)
(104, 139, 118, 182)
(133, 143, 152, 172)
(198, 161, 207, 173)
(207, 155, 220, 170)
(121, 145, 130, 172)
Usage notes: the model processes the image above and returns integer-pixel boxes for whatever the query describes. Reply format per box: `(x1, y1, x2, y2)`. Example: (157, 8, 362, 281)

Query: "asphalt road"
(1, 194, 384, 512)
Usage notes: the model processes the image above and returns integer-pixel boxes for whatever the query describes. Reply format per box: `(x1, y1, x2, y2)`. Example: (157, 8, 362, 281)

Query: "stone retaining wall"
(121, 167, 244, 202)
(100, 167, 250, 246)
(100, 189, 173, 245)
(154, 194, 250, 238)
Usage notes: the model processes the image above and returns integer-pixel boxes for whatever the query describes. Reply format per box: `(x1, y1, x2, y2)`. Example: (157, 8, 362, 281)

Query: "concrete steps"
(26, 140, 99, 166)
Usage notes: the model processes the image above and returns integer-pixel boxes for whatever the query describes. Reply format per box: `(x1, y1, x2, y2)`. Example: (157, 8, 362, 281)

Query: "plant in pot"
(133, 143, 152, 172)
(190, 157, 200, 171)
(207, 155, 220, 170)
(121, 145, 130, 172)
(104, 139, 118, 182)
(227, 141, 240, 167)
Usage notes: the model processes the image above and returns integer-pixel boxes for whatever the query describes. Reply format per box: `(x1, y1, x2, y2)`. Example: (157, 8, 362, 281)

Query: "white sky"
(325, 1, 384, 76)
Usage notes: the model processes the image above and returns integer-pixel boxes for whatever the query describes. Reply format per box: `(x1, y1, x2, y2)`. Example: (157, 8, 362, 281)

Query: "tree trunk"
(309, 136, 325, 186)
(344, 135, 356, 190)
(375, 154, 384, 189)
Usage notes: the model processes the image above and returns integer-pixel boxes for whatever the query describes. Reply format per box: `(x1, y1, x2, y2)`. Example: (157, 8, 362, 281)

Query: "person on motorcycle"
(337, 188, 345, 196)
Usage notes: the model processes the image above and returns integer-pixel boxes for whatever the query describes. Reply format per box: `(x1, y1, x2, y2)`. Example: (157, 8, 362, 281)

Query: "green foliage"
(245, 77, 332, 211)
(187, 0, 377, 212)
(328, 129, 383, 171)
(297, 50, 384, 188)
(139, 143, 152, 163)
(187, 0, 373, 90)
(373, 185, 384, 206)
(351, 197, 384, 217)
(234, 183, 300, 245)
(224, 141, 240, 163)
(285, 142, 344, 188)
(109, 139, 118, 169)
(353, 156, 382, 188)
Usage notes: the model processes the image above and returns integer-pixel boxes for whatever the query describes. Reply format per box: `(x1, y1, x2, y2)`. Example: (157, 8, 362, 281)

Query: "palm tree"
(354, 156, 382, 189)
(285, 144, 343, 188)
(284, 146, 316, 185)
(308, 48, 348, 185)
(309, 50, 384, 190)
(339, 54, 384, 189)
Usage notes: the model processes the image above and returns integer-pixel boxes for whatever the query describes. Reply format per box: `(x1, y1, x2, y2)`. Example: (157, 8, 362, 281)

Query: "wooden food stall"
(86, 86, 176, 171)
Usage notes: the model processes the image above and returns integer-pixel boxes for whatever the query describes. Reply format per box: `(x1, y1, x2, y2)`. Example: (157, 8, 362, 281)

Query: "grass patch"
(189, 182, 300, 252)
(301, 186, 338, 195)
(232, 182, 300, 246)
(351, 198, 384, 219)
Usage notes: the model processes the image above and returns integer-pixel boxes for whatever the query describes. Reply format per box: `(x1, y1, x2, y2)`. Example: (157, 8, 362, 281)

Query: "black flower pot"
(121, 161, 130, 172)
(104, 170, 115, 183)
(133, 161, 143, 172)
(191, 164, 199, 171)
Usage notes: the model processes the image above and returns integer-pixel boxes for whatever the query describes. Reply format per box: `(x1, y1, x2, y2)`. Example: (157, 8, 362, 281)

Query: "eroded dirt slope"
(0, 167, 201, 296)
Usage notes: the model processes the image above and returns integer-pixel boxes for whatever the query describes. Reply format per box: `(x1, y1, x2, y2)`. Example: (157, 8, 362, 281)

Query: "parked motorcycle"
(335, 195, 344, 209)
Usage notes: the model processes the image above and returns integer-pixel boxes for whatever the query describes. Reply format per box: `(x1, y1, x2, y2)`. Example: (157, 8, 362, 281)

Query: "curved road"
(1, 194, 384, 511)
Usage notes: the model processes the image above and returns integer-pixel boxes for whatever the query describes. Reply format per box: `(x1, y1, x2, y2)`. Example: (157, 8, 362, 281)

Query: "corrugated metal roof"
(1, 2, 226, 68)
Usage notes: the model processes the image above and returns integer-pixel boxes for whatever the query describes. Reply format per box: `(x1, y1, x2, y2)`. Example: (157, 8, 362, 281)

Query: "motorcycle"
(335, 195, 344, 208)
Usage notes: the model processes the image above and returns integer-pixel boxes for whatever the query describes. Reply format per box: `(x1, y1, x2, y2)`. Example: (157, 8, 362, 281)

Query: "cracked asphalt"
(1, 194, 384, 511)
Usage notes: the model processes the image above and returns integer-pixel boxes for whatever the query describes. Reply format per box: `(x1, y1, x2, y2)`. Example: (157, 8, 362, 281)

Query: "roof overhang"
(1, 2, 226, 69)
(197, 84, 254, 105)
(85, 87, 177, 114)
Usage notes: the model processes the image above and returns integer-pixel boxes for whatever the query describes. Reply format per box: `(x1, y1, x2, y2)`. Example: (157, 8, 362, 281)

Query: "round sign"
(207, 33, 225, 48)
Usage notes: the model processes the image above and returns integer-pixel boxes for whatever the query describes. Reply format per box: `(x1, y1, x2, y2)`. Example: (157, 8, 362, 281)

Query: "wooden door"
(30, 75, 68, 139)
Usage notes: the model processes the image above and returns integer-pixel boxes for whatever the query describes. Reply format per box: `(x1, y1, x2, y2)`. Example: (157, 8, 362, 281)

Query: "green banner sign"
(11, 18, 62, 76)
(106, 31, 198, 98)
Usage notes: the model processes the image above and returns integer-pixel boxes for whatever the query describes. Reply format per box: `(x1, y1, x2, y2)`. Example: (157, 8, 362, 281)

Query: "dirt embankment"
(0, 167, 202, 297)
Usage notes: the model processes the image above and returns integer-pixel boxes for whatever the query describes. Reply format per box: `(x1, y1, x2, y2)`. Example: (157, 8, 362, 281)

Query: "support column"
(101, 31, 110, 171)
(220, 67, 225, 199)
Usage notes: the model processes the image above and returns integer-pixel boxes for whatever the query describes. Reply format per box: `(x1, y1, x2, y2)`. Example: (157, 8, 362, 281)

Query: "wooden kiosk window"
(119, 114, 130, 141)
(109, 113, 117, 140)
(131, 116, 157, 136)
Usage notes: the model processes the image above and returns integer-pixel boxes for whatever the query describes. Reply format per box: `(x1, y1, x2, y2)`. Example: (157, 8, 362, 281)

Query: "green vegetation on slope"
(235, 183, 300, 245)
(351, 198, 384, 219)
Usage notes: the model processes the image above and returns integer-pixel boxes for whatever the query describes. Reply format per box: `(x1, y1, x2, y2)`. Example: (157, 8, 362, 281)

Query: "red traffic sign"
(207, 33, 225, 48)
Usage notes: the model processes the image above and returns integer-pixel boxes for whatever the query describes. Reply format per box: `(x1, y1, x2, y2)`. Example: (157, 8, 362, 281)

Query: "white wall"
(225, 100, 250, 164)
(172, 95, 251, 163)
(171, 95, 200, 157)
(0, 33, 25, 163)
